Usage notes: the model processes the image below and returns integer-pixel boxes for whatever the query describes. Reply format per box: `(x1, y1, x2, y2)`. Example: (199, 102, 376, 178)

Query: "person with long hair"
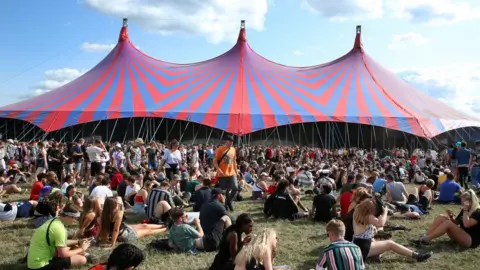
(75, 197, 101, 239)
(234, 228, 279, 270)
(210, 213, 254, 270)
(415, 189, 480, 248)
(352, 200, 432, 262)
(89, 243, 145, 270)
(133, 180, 152, 215)
(161, 139, 182, 181)
(98, 196, 167, 249)
(35, 141, 48, 177)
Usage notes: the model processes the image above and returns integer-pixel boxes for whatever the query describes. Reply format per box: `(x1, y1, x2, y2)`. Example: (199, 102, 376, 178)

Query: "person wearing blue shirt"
(438, 172, 462, 203)
(456, 141, 471, 189)
(373, 172, 387, 194)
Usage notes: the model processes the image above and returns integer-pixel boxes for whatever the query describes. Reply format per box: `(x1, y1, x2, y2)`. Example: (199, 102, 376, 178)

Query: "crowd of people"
(0, 135, 480, 270)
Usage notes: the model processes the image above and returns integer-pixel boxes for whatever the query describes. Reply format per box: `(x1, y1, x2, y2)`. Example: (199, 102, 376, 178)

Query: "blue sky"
(1, 0, 480, 115)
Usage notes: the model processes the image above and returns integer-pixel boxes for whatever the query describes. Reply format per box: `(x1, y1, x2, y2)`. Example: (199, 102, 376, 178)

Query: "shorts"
(17, 201, 34, 218)
(353, 238, 372, 260)
(90, 162, 102, 177)
(119, 224, 138, 242)
(29, 257, 71, 270)
(217, 176, 238, 191)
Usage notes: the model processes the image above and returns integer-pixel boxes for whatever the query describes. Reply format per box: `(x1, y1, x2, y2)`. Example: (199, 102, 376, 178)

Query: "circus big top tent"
(0, 19, 479, 147)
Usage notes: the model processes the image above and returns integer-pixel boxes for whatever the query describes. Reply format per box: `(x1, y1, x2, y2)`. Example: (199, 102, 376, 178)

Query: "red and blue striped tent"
(1, 19, 479, 138)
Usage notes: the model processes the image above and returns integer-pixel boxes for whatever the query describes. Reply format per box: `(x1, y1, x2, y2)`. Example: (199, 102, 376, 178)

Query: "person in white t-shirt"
(86, 140, 106, 180)
(124, 176, 141, 206)
(90, 177, 113, 207)
(112, 143, 125, 170)
(161, 140, 183, 181)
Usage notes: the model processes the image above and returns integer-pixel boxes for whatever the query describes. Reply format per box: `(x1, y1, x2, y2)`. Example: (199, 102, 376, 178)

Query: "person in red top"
(110, 167, 123, 190)
(29, 172, 47, 200)
(89, 243, 144, 270)
(339, 183, 358, 216)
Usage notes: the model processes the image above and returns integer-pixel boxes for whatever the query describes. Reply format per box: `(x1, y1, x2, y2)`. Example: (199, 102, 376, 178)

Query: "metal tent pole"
(109, 119, 119, 143)
(179, 122, 190, 143)
(123, 118, 133, 144)
(346, 123, 350, 148)
(150, 118, 164, 142)
(205, 128, 214, 145)
(167, 120, 177, 141)
(314, 122, 325, 148)
(137, 117, 146, 139)
(90, 120, 102, 138)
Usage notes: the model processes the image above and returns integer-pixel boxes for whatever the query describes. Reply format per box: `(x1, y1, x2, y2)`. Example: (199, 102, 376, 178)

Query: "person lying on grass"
(414, 189, 480, 248)
(97, 196, 167, 249)
(89, 243, 144, 270)
(352, 199, 432, 262)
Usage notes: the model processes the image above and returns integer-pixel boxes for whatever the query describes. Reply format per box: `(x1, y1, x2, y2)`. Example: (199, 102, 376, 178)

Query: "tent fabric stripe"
(0, 23, 479, 138)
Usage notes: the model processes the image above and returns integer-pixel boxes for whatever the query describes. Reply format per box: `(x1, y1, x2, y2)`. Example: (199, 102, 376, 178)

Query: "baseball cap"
(115, 143, 122, 148)
(224, 134, 234, 141)
(211, 188, 225, 197)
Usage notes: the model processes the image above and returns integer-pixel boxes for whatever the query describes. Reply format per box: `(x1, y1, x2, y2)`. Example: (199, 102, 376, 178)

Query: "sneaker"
(411, 239, 431, 246)
(414, 251, 433, 262)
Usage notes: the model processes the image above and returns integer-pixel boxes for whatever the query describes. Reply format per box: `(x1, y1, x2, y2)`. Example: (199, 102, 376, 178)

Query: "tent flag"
(0, 19, 479, 138)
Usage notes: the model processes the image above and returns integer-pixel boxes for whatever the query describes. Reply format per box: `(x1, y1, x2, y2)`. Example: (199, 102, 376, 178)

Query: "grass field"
(2, 187, 480, 270)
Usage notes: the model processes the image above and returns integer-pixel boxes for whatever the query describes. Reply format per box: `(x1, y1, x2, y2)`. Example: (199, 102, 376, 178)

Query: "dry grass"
(2, 187, 480, 270)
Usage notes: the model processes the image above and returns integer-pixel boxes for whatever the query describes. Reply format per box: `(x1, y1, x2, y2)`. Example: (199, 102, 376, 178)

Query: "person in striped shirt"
(316, 219, 365, 270)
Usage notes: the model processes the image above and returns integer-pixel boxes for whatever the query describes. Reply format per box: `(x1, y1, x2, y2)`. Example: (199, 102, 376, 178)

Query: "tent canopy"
(1, 19, 479, 138)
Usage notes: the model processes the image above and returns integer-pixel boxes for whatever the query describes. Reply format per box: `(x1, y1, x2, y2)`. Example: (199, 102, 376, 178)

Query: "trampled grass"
(1, 187, 480, 270)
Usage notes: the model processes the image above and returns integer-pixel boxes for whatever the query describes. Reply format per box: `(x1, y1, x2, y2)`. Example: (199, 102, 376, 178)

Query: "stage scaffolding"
(0, 117, 479, 150)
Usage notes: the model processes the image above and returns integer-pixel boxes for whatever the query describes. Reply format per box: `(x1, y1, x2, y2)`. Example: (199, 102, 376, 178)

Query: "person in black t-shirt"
(199, 188, 232, 251)
(311, 183, 337, 222)
(415, 189, 480, 248)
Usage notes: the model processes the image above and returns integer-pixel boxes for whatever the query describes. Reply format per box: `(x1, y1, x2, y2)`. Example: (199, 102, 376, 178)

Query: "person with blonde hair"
(316, 220, 364, 270)
(352, 200, 432, 262)
(415, 189, 480, 248)
(234, 228, 279, 270)
(348, 187, 372, 212)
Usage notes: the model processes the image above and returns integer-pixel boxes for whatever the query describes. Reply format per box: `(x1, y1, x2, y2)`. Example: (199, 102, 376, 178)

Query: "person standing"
(214, 134, 239, 211)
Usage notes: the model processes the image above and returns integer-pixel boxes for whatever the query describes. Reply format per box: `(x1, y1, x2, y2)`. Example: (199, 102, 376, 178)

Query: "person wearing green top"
(27, 195, 90, 269)
(186, 178, 201, 195)
(168, 208, 205, 253)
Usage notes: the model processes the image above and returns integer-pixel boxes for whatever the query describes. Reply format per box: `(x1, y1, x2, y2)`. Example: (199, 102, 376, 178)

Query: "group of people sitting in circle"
(0, 135, 480, 270)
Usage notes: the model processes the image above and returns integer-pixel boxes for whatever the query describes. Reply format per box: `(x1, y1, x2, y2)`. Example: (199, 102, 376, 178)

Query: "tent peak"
(237, 20, 247, 43)
(354, 25, 362, 49)
(118, 18, 129, 42)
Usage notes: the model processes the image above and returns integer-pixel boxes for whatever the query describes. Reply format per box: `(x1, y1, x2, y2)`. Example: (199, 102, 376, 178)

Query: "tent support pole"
(205, 128, 214, 145)
(123, 118, 133, 144)
(18, 124, 36, 142)
(150, 118, 164, 142)
(167, 120, 177, 142)
(262, 127, 277, 144)
(192, 124, 202, 145)
(90, 120, 102, 138)
(137, 117, 146, 139)
(276, 127, 282, 146)
(346, 123, 350, 148)
(109, 119, 119, 143)
(288, 124, 296, 145)
(179, 121, 190, 143)
(106, 120, 109, 144)
(314, 122, 324, 148)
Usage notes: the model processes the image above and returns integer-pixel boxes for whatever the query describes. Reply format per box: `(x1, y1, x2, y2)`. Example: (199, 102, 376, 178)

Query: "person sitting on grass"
(89, 243, 145, 270)
(234, 228, 280, 270)
(168, 207, 205, 253)
(97, 196, 167, 249)
(210, 213, 254, 270)
(437, 172, 462, 204)
(311, 183, 337, 222)
(316, 219, 365, 270)
(75, 197, 101, 239)
(414, 190, 480, 248)
(199, 188, 233, 251)
(264, 179, 309, 221)
(0, 200, 37, 221)
(27, 194, 90, 270)
(30, 173, 48, 201)
(352, 199, 432, 262)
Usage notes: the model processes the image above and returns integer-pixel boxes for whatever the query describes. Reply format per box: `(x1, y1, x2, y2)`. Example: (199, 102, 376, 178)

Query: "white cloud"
(397, 62, 480, 117)
(302, 0, 383, 21)
(388, 32, 430, 50)
(84, 0, 269, 44)
(18, 68, 85, 100)
(80, 42, 116, 52)
(387, 0, 480, 25)
(293, 50, 305, 56)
